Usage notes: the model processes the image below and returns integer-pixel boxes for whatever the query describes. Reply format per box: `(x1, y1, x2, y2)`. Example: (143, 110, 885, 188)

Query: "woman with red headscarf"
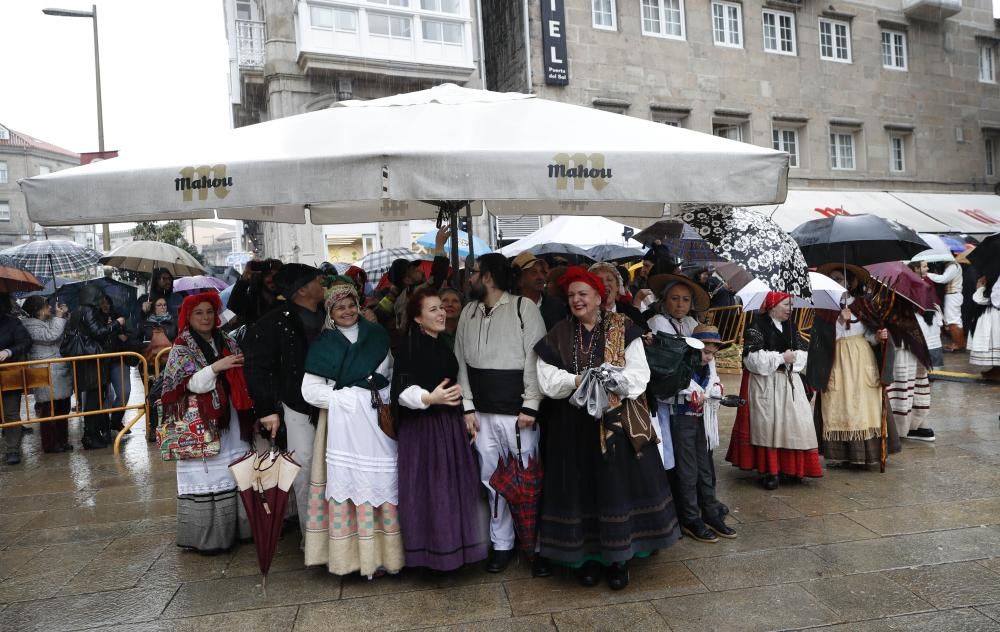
(160, 292, 255, 553)
(533, 266, 679, 591)
(726, 292, 822, 489)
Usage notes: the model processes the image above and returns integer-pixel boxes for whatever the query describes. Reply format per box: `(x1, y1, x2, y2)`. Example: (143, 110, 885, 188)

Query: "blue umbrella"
(416, 230, 491, 259)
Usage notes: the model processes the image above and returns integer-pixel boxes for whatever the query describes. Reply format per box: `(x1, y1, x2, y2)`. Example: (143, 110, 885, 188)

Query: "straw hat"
(647, 273, 710, 312)
(815, 262, 871, 285)
(691, 323, 730, 350)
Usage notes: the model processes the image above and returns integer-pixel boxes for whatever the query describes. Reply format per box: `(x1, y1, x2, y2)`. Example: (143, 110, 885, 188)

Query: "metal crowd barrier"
(705, 305, 747, 345)
(0, 351, 149, 456)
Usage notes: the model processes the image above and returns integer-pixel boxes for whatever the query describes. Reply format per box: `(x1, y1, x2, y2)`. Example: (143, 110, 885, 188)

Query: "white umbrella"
(738, 272, 846, 311)
(99, 241, 206, 277)
(21, 84, 788, 227)
(499, 216, 643, 256)
(910, 233, 956, 263)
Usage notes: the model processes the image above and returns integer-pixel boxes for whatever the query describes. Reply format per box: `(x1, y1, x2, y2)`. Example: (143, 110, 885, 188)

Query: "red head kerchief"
(558, 265, 608, 302)
(177, 291, 223, 335)
(762, 291, 792, 312)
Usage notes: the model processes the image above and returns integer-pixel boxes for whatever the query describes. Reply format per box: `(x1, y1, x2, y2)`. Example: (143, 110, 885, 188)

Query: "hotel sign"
(541, 0, 569, 86)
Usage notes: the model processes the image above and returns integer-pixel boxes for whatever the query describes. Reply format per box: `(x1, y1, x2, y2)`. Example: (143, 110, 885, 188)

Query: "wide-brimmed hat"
(815, 262, 871, 285)
(647, 273, 710, 312)
(512, 251, 543, 271)
(691, 323, 730, 350)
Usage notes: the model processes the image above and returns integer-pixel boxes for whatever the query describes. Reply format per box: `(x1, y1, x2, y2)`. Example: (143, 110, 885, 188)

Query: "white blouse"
(537, 337, 651, 401)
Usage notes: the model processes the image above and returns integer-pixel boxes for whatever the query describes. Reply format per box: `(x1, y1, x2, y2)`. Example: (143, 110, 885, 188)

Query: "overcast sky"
(1, 0, 231, 156)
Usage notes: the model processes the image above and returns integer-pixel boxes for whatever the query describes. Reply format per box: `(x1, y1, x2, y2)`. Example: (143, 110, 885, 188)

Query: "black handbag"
(59, 328, 100, 358)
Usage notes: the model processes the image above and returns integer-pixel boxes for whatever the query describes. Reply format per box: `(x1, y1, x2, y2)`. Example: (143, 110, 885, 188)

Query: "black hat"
(274, 263, 320, 298)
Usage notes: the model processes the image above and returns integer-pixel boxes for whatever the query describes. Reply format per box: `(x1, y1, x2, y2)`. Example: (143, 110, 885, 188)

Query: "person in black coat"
(1, 294, 32, 464)
(136, 268, 181, 322)
(242, 263, 326, 536)
(66, 285, 125, 449)
(228, 259, 283, 328)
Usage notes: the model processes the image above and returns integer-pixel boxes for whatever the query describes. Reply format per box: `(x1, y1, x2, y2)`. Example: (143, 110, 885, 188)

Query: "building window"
(980, 44, 997, 83)
(0, 127, 8, 141)
(987, 137, 997, 177)
(420, 0, 460, 13)
(235, 0, 253, 21)
(714, 121, 748, 142)
(422, 19, 463, 44)
(762, 9, 795, 56)
(0, 203, 9, 222)
(881, 30, 907, 70)
(652, 110, 688, 127)
(592, 0, 616, 30)
(711, 1, 742, 48)
(830, 132, 856, 170)
(772, 128, 800, 168)
(369, 0, 409, 6)
(38, 165, 51, 175)
(0, 162, 6, 184)
(311, 6, 357, 32)
(641, 0, 684, 40)
(889, 135, 906, 173)
(368, 12, 412, 38)
(819, 18, 851, 63)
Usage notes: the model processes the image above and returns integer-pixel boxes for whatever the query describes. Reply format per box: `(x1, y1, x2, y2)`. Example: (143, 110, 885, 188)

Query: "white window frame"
(987, 137, 997, 178)
(762, 9, 796, 56)
(881, 30, 907, 71)
(980, 44, 997, 84)
(0, 162, 6, 185)
(369, 0, 409, 6)
(592, 0, 617, 31)
(367, 11, 413, 39)
(641, 0, 685, 41)
(889, 135, 906, 173)
(651, 110, 688, 128)
(420, 0, 461, 13)
(421, 18, 463, 44)
(771, 127, 800, 168)
(819, 18, 851, 63)
(0, 203, 9, 222)
(711, 1, 742, 49)
(235, 0, 254, 21)
(829, 131, 856, 171)
(0, 127, 9, 141)
(713, 120, 748, 143)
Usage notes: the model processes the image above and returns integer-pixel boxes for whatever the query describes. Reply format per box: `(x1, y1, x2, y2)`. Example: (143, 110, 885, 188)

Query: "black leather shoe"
(705, 518, 737, 539)
(81, 435, 108, 450)
(531, 555, 552, 578)
(577, 560, 602, 587)
(762, 474, 779, 490)
(485, 549, 513, 573)
(606, 562, 629, 591)
(682, 523, 719, 543)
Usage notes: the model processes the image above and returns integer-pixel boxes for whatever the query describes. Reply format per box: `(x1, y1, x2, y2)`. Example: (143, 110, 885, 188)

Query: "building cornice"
(298, 51, 475, 83)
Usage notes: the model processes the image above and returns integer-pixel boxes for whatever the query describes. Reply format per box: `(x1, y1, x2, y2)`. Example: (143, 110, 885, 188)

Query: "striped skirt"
(887, 348, 931, 436)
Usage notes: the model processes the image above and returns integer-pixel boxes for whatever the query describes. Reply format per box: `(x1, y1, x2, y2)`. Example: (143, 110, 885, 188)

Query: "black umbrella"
(526, 242, 594, 260)
(634, 220, 724, 263)
(790, 214, 929, 267)
(966, 232, 1000, 278)
(633, 220, 690, 245)
(586, 244, 644, 262)
(680, 205, 812, 298)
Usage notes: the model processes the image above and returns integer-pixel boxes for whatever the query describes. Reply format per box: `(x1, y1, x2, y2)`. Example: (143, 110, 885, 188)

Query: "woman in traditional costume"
(807, 267, 900, 467)
(726, 292, 822, 489)
(534, 266, 679, 591)
(160, 292, 254, 553)
(968, 270, 1000, 381)
(391, 287, 486, 571)
(879, 297, 935, 442)
(301, 283, 404, 579)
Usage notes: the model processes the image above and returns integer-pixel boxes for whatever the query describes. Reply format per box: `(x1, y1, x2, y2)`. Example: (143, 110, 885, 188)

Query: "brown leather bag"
(368, 377, 396, 439)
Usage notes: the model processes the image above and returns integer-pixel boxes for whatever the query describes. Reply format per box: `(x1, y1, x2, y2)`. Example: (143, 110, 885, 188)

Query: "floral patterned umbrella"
(679, 204, 812, 298)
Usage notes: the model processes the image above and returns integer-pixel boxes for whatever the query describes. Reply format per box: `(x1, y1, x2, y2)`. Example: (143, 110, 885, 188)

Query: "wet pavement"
(1, 359, 1000, 631)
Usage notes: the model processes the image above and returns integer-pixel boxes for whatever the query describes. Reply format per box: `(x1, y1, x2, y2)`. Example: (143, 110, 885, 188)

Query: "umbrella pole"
(448, 204, 461, 283)
(49, 253, 57, 304)
(465, 201, 475, 264)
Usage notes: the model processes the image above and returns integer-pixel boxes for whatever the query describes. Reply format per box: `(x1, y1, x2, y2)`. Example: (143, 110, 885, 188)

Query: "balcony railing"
(236, 19, 266, 69)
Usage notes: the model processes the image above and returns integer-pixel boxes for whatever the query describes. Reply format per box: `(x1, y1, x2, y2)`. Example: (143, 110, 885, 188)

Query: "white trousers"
(943, 294, 963, 327)
(283, 403, 316, 538)
(474, 411, 539, 551)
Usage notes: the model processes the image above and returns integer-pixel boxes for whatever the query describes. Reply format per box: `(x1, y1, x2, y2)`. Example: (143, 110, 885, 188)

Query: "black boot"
(761, 474, 779, 490)
(109, 411, 131, 435)
(606, 562, 629, 591)
(577, 560, 602, 587)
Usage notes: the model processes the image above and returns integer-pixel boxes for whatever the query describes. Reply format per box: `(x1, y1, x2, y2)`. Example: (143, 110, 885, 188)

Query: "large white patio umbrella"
(21, 84, 789, 228)
(499, 216, 643, 256)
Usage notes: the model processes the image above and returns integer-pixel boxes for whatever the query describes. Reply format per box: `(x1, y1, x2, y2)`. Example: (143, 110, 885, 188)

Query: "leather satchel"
(157, 394, 221, 461)
(143, 327, 172, 367)
(368, 377, 396, 440)
(607, 395, 658, 457)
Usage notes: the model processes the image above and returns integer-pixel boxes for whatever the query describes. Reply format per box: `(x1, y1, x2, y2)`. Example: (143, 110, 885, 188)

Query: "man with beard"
(456, 253, 546, 574)
(242, 264, 326, 536)
(512, 252, 567, 331)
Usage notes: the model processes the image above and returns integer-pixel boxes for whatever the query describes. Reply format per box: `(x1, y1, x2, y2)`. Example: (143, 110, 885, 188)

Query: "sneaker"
(5, 451, 20, 465)
(906, 428, 935, 442)
(682, 523, 719, 543)
(705, 517, 737, 539)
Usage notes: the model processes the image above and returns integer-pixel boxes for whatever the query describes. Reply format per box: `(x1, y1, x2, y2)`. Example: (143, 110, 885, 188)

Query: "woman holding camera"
(20, 296, 73, 454)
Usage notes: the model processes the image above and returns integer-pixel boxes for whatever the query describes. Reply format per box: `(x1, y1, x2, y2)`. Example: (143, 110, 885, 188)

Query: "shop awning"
(887, 192, 1000, 236)
(758, 190, 951, 233)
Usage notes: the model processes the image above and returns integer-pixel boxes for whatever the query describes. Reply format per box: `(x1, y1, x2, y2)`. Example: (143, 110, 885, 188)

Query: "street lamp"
(43, 4, 111, 251)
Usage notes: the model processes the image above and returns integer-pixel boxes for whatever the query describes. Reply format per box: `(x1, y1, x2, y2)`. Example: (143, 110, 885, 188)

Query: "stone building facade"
(480, 0, 1000, 233)
(0, 124, 94, 249)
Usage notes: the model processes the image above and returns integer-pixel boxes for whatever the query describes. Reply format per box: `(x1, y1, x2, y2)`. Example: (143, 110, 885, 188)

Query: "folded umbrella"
(229, 448, 301, 594)
(488, 425, 543, 554)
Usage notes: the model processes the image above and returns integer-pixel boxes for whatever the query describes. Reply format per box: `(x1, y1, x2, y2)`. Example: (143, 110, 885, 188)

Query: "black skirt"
(538, 399, 680, 564)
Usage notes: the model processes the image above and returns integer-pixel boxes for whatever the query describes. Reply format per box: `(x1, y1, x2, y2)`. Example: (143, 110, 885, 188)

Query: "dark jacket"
(228, 279, 281, 328)
(0, 314, 32, 363)
(67, 286, 122, 391)
(539, 294, 569, 331)
(242, 304, 317, 421)
(140, 317, 178, 343)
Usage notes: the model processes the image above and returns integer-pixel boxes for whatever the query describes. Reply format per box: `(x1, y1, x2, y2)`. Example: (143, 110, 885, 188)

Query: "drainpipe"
(522, 0, 532, 93)
(476, 0, 487, 89)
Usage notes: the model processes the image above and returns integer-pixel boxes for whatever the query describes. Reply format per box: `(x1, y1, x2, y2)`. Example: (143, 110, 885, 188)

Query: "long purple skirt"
(397, 405, 487, 571)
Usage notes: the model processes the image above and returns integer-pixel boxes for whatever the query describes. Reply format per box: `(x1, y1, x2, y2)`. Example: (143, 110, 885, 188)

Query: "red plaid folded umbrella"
(488, 424, 544, 554)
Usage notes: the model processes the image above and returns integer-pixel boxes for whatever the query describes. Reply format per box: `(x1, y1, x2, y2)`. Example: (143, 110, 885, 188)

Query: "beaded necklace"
(572, 312, 603, 372)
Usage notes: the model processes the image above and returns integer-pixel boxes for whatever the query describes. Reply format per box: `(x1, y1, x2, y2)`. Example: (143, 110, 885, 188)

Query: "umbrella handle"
(514, 423, 522, 463)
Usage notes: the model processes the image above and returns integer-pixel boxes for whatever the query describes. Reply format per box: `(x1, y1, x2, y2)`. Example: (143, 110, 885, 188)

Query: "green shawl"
(304, 318, 390, 389)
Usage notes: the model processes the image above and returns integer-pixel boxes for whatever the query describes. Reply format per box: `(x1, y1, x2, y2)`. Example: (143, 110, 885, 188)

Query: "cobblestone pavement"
(1, 359, 999, 631)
